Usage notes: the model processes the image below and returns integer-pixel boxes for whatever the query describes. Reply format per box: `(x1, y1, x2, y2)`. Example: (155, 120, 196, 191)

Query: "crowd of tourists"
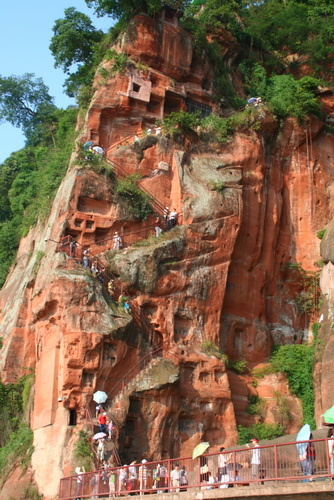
(72, 429, 334, 499)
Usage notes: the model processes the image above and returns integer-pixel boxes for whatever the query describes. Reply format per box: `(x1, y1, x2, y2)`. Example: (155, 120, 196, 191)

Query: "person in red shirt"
(98, 412, 107, 433)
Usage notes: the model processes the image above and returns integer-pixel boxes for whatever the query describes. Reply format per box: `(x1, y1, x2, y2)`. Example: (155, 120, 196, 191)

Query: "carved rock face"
(2, 12, 334, 499)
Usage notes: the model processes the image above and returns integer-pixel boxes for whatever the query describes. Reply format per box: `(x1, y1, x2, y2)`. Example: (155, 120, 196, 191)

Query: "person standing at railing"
(70, 238, 78, 258)
(170, 465, 181, 492)
(118, 466, 128, 494)
(328, 428, 334, 477)
(306, 436, 316, 476)
(218, 447, 229, 488)
(169, 208, 178, 228)
(113, 232, 122, 250)
(97, 438, 106, 462)
(156, 463, 167, 493)
(250, 438, 261, 483)
(108, 463, 117, 497)
(91, 260, 98, 276)
(107, 419, 113, 440)
(163, 207, 169, 227)
(155, 217, 163, 238)
(180, 465, 188, 491)
(299, 439, 315, 482)
(129, 461, 138, 491)
(108, 280, 114, 296)
(75, 466, 85, 500)
(139, 459, 149, 491)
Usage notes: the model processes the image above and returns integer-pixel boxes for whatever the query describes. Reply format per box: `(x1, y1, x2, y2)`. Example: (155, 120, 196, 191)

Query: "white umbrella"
(296, 424, 311, 456)
(92, 146, 104, 155)
(93, 391, 108, 404)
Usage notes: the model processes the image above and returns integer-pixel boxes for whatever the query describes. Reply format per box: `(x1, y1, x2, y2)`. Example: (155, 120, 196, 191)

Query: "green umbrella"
(192, 442, 210, 459)
(322, 405, 334, 424)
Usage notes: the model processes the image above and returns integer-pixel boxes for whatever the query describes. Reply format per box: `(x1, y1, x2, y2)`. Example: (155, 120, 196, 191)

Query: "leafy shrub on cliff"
(246, 395, 266, 418)
(237, 422, 285, 445)
(266, 75, 321, 121)
(317, 228, 326, 240)
(0, 374, 35, 485)
(74, 429, 94, 472)
(22, 484, 43, 500)
(201, 106, 262, 143)
(0, 373, 34, 447)
(270, 343, 315, 428)
(227, 358, 247, 374)
(161, 110, 201, 137)
(201, 341, 227, 361)
(0, 423, 33, 486)
(285, 262, 320, 316)
(116, 174, 152, 220)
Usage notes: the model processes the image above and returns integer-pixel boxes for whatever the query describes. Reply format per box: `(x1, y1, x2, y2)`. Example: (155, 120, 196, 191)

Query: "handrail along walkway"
(59, 436, 334, 499)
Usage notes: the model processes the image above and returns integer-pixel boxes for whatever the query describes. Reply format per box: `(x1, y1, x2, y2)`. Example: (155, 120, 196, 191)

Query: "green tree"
(85, 0, 164, 20)
(50, 8, 103, 74)
(50, 8, 103, 97)
(0, 74, 56, 144)
(266, 74, 320, 121)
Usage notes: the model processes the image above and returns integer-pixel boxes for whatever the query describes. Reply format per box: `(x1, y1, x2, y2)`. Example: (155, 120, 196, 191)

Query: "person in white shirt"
(113, 232, 122, 250)
(170, 465, 181, 492)
(206, 472, 216, 489)
(251, 438, 261, 482)
(328, 428, 334, 475)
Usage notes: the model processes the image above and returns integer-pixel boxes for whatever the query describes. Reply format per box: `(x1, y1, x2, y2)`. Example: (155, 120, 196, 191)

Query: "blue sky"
(0, 0, 112, 163)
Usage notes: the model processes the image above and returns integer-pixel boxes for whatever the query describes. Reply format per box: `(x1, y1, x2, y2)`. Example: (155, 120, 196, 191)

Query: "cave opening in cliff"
(147, 97, 163, 117)
(69, 409, 77, 426)
(164, 92, 183, 116)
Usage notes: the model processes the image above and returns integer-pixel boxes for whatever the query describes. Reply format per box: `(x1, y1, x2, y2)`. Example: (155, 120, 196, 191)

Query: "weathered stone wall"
(1, 12, 334, 500)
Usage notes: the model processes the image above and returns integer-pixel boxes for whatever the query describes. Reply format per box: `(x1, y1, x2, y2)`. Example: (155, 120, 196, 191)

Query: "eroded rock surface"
(0, 11, 333, 499)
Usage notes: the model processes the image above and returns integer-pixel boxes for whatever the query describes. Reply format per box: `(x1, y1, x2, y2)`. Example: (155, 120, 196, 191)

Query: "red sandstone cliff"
(0, 11, 334, 499)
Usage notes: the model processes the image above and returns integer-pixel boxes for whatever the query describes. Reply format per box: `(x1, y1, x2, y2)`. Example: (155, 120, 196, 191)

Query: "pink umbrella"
(93, 432, 107, 440)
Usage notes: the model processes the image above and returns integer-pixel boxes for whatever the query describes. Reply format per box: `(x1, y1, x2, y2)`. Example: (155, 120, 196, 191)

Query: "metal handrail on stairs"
(106, 343, 166, 402)
(104, 156, 166, 216)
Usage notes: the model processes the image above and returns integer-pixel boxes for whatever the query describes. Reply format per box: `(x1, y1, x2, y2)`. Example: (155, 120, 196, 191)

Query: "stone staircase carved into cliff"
(84, 404, 122, 466)
(58, 235, 156, 347)
(105, 353, 179, 428)
(104, 156, 166, 217)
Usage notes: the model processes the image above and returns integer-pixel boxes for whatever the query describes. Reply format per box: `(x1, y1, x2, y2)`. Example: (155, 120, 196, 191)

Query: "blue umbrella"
(247, 97, 257, 104)
(296, 424, 311, 456)
(84, 141, 93, 150)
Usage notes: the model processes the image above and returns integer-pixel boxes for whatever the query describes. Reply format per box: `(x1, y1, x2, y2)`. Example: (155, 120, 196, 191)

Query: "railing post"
(325, 437, 330, 479)
(167, 459, 171, 492)
(198, 457, 201, 488)
(274, 444, 278, 483)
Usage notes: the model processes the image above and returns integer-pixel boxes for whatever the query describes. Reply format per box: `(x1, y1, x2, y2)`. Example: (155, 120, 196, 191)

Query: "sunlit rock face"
(1, 10, 334, 499)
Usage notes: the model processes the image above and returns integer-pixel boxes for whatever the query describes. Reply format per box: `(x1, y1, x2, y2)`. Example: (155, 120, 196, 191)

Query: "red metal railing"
(59, 437, 334, 499)
(104, 156, 166, 216)
(105, 130, 145, 154)
(81, 218, 183, 250)
(57, 236, 156, 347)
